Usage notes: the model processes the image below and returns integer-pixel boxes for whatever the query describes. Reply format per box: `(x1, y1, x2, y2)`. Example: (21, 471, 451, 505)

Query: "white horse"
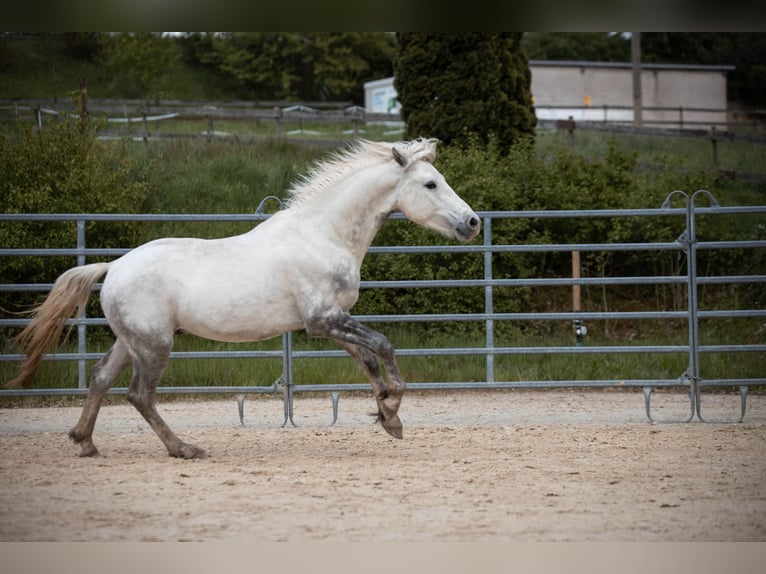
(8, 138, 480, 458)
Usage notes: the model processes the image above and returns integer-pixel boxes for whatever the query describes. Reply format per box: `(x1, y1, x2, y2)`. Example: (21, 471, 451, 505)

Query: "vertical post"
(206, 114, 214, 143)
(572, 251, 581, 312)
(281, 331, 296, 427)
(572, 250, 584, 346)
(658, 190, 699, 423)
(710, 127, 719, 168)
(76, 220, 87, 389)
(483, 216, 494, 383)
(78, 77, 88, 134)
(631, 32, 642, 126)
(34, 104, 42, 129)
(688, 190, 719, 419)
(683, 195, 701, 418)
(274, 107, 282, 139)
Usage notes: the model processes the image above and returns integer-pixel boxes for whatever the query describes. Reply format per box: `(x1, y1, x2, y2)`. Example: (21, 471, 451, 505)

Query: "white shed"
(363, 77, 400, 114)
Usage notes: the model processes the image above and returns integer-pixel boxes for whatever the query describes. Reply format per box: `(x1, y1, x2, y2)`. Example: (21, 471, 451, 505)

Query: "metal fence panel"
(2, 198, 765, 423)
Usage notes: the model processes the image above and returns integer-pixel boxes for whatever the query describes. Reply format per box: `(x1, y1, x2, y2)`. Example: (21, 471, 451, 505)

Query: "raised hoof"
(171, 443, 207, 460)
(381, 413, 403, 439)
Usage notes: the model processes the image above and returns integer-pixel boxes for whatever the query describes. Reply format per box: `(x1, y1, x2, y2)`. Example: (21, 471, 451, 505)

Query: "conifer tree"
(394, 33, 536, 154)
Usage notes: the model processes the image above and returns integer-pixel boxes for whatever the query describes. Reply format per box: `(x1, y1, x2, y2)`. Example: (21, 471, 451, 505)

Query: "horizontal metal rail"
(3, 343, 764, 364)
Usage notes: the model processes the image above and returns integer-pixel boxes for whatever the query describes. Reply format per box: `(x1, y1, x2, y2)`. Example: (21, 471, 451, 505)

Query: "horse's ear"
(392, 146, 410, 168)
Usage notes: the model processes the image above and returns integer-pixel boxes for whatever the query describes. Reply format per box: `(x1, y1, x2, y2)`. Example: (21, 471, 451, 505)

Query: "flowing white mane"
(285, 138, 438, 208)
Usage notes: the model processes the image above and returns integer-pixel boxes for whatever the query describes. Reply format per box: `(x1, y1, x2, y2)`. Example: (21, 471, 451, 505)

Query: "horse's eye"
(425, 181, 437, 190)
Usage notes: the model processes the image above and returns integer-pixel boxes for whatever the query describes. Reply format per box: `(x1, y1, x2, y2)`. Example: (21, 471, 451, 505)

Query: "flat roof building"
(364, 60, 734, 129)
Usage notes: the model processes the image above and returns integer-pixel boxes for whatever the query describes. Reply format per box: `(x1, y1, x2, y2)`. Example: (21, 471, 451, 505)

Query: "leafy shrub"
(355, 135, 731, 337)
(0, 118, 153, 317)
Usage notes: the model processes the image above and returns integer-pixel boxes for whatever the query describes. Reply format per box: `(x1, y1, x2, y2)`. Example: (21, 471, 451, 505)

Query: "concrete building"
(364, 60, 734, 129)
(529, 60, 734, 127)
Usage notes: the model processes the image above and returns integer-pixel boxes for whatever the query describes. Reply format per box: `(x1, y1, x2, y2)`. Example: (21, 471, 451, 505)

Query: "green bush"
(0, 117, 154, 317)
(355, 135, 739, 338)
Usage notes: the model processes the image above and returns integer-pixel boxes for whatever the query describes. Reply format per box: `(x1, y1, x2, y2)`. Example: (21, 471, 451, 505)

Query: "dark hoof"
(78, 445, 100, 457)
(381, 413, 403, 439)
(69, 429, 100, 457)
(172, 443, 207, 459)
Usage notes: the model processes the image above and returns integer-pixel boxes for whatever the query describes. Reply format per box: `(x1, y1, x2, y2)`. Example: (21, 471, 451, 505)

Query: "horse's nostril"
(469, 217, 480, 229)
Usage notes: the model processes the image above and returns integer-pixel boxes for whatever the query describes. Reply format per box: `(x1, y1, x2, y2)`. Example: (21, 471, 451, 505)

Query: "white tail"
(7, 262, 110, 388)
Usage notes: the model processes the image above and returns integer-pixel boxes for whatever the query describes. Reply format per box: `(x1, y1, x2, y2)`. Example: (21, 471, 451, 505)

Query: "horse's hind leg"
(126, 339, 206, 459)
(69, 339, 131, 457)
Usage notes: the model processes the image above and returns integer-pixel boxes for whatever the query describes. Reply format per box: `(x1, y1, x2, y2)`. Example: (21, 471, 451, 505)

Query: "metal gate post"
(77, 219, 87, 389)
(643, 191, 704, 423)
(685, 191, 710, 419)
(683, 192, 746, 423)
(649, 190, 722, 423)
(281, 331, 297, 427)
(483, 216, 495, 383)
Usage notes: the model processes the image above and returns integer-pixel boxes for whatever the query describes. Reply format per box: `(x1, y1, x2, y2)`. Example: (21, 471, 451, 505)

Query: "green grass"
(2, 321, 761, 396)
(536, 126, 766, 180)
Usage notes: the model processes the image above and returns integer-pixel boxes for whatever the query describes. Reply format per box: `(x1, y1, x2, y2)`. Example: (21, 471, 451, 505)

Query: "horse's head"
(392, 140, 480, 242)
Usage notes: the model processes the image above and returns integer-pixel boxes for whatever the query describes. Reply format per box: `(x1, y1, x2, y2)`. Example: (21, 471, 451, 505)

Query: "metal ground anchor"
(281, 378, 297, 428)
(236, 394, 246, 426)
(696, 385, 748, 424)
(283, 390, 342, 428)
(235, 379, 286, 426)
(237, 386, 341, 428)
(329, 392, 340, 426)
(643, 378, 695, 424)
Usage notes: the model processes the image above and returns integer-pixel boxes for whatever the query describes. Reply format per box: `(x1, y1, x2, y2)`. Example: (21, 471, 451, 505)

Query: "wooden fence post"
(556, 116, 576, 151)
(572, 250, 586, 345)
(274, 107, 282, 138)
(572, 250, 581, 313)
(78, 77, 88, 134)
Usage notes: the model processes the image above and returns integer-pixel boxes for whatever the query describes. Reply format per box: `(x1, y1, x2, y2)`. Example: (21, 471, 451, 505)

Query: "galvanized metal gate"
(2, 192, 765, 424)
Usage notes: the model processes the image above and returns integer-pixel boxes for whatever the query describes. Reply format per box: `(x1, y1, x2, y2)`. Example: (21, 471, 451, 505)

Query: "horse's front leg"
(341, 341, 404, 438)
(305, 311, 405, 438)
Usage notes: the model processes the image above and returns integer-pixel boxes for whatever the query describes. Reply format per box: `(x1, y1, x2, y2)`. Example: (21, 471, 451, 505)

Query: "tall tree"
(183, 32, 395, 103)
(522, 32, 630, 62)
(394, 33, 536, 154)
(98, 33, 181, 98)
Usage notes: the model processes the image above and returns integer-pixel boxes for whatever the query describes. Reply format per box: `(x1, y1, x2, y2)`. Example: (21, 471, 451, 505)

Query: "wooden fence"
(2, 97, 765, 176)
(0, 98, 404, 141)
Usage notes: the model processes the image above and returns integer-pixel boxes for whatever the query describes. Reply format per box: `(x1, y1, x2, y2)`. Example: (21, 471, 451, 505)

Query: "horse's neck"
(290, 164, 398, 262)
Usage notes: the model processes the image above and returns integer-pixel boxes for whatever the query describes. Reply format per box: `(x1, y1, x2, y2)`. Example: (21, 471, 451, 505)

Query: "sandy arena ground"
(0, 389, 764, 542)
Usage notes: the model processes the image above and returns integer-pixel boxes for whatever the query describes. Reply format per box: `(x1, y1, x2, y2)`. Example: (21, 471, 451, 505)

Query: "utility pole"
(631, 32, 642, 126)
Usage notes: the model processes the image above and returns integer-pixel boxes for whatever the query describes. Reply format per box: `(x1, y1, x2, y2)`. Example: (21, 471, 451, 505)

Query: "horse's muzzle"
(456, 213, 481, 241)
